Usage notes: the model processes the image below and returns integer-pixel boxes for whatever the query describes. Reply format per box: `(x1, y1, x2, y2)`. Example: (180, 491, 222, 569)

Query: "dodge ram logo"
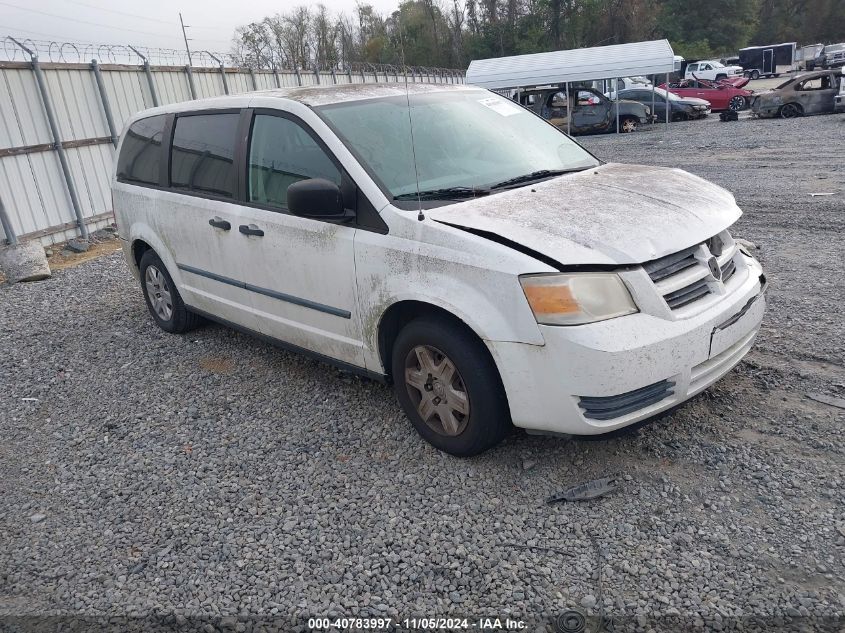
(707, 256, 722, 281)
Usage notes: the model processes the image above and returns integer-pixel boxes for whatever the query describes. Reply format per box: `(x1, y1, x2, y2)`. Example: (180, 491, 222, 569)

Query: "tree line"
(230, 0, 845, 70)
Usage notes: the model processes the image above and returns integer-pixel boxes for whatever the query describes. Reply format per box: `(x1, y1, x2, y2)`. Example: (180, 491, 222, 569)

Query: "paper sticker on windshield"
(478, 97, 522, 116)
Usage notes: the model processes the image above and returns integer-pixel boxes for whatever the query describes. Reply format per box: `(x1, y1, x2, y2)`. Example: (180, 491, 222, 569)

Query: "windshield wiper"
(393, 186, 490, 201)
(488, 168, 587, 190)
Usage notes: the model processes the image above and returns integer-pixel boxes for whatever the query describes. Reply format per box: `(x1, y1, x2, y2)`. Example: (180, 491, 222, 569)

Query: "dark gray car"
(751, 70, 843, 118)
(519, 87, 651, 134)
(616, 87, 711, 121)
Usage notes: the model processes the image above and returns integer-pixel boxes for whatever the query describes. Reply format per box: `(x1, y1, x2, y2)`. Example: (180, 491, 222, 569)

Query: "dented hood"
(426, 163, 741, 266)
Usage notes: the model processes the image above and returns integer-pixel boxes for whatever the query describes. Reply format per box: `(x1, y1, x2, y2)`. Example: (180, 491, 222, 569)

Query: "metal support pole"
(651, 82, 655, 125)
(130, 46, 158, 107)
(615, 78, 620, 134)
(272, 67, 281, 88)
(9, 38, 89, 239)
(565, 81, 571, 136)
(219, 65, 229, 95)
(206, 52, 228, 95)
(90, 59, 118, 148)
(295, 68, 302, 86)
(0, 196, 18, 246)
(665, 73, 670, 129)
(249, 68, 258, 91)
(185, 64, 197, 99)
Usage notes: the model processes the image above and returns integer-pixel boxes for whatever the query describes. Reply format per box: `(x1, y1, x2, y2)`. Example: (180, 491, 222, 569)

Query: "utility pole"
(179, 13, 193, 66)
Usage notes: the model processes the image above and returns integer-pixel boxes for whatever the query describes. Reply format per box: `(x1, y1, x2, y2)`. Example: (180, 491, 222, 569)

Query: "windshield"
(711, 62, 725, 68)
(316, 89, 599, 201)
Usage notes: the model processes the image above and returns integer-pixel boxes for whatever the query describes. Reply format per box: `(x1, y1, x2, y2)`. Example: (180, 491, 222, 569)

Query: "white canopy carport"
(466, 39, 676, 90)
(466, 40, 677, 135)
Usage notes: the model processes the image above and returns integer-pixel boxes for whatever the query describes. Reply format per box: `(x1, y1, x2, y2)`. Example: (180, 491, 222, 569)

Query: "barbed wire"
(0, 36, 465, 75)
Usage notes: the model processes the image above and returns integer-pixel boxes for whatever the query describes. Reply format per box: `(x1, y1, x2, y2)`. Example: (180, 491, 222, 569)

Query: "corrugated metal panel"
(255, 72, 276, 90)
(64, 143, 113, 218)
(466, 39, 675, 89)
(44, 67, 109, 141)
(0, 151, 72, 236)
(194, 71, 224, 99)
(102, 69, 152, 131)
(227, 72, 252, 94)
(278, 72, 300, 87)
(153, 70, 192, 105)
(0, 67, 52, 148)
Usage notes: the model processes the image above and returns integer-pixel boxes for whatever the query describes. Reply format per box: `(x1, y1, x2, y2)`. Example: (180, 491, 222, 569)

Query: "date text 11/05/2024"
(308, 617, 528, 630)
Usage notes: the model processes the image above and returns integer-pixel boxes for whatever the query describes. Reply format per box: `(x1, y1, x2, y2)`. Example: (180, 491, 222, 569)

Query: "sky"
(2, 0, 399, 53)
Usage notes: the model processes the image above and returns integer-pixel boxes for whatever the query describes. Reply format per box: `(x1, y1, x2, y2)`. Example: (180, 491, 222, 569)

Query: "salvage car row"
(516, 69, 844, 135)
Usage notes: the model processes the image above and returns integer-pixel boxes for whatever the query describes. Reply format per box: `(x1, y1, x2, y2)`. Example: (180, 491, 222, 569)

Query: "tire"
(779, 103, 802, 119)
(729, 95, 746, 111)
(620, 116, 638, 133)
(750, 70, 760, 80)
(391, 316, 510, 456)
(139, 250, 201, 334)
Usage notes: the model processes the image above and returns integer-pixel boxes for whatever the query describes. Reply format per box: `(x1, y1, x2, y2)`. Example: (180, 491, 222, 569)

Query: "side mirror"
(287, 178, 347, 219)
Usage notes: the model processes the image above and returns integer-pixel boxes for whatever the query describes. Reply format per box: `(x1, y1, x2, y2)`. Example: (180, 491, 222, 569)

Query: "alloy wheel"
(621, 118, 637, 133)
(144, 265, 173, 321)
(404, 345, 470, 437)
(729, 96, 745, 111)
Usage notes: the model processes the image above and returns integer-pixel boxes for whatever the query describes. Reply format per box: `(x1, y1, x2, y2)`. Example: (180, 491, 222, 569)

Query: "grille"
(579, 379, 675, 420)
(644, 232, 739, 311)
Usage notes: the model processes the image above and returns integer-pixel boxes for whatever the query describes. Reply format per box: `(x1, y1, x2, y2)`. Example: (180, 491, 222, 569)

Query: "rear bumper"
(487, 255, 766, 435)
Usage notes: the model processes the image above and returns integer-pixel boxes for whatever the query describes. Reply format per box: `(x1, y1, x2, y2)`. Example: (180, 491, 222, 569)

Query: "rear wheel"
(620, 116, 638, 133)
(779, 103, 803, 118)
(391, 316, 510, 456)
(729, 95, 746, 111)
(139, 250, 201, 333)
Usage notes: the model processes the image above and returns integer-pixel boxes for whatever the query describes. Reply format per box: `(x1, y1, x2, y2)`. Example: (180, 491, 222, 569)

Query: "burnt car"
(616, 87, 710, 121)
(519, 87, 650, 134)
(751, 70, 843, 118)
(659, 78, 753, 111)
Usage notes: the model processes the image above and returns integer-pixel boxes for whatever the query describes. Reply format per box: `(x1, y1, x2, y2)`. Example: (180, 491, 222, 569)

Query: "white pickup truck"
(685, 61, 744, 81)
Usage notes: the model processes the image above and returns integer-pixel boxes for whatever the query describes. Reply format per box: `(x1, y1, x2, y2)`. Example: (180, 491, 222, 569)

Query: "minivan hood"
(426, 163, 741, 266)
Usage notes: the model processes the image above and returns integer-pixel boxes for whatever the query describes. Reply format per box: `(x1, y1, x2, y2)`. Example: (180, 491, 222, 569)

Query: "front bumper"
(835, 95, 845, 113)
(487, 255, 766, 435)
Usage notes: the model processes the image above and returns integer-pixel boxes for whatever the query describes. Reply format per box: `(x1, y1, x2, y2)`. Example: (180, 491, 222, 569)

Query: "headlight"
(519, 273, 638, 326)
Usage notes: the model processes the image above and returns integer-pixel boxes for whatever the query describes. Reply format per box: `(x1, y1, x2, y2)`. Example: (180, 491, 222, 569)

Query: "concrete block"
(0, 241, 51, 283)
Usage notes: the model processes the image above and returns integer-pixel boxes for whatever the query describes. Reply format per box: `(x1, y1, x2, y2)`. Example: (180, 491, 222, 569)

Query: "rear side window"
(117, 115, 166, 185)
(248, 115, 341, 209)
(170, 113, 239, 198)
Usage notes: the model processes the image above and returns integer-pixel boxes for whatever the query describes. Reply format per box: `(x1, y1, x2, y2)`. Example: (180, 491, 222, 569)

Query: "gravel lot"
(2, 111, 844, 632)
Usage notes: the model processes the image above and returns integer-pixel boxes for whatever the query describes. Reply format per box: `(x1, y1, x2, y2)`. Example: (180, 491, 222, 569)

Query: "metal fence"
(0, 36, 465, 247)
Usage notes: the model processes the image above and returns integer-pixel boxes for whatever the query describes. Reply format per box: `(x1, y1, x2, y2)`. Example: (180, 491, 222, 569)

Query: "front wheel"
(750, 70, 760, 80)
(620, 117, 638, 133)
(391, 316, 511, 456)
(139, 250, 201, 333)
(779, 103, 803, 118)
(729, 95, 746, 111)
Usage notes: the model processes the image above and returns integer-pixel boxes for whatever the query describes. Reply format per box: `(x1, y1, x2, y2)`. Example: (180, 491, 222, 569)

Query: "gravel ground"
(2, 112, 844, 632)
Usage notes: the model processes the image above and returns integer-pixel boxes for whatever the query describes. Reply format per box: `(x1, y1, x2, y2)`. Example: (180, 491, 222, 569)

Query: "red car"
(659, 78, 753, 111)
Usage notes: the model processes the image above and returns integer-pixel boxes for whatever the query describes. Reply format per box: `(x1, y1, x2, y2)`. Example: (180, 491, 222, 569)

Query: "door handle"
(239, 224, 264, 237)
(208, 217, 231, 230)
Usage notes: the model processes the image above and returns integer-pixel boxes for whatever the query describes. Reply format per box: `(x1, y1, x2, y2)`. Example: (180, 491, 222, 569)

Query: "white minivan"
(113, 83, 767, 456)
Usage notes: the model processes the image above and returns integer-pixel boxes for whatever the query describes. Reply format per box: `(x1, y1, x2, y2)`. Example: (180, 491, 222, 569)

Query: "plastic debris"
(546, 476, 620, 504)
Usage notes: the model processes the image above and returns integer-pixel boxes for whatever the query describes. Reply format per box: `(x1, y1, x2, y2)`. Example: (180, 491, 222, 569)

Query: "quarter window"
(116, 115, 166, 185)
(248, 115, 341, 209)
(170, 113, 239, 198)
